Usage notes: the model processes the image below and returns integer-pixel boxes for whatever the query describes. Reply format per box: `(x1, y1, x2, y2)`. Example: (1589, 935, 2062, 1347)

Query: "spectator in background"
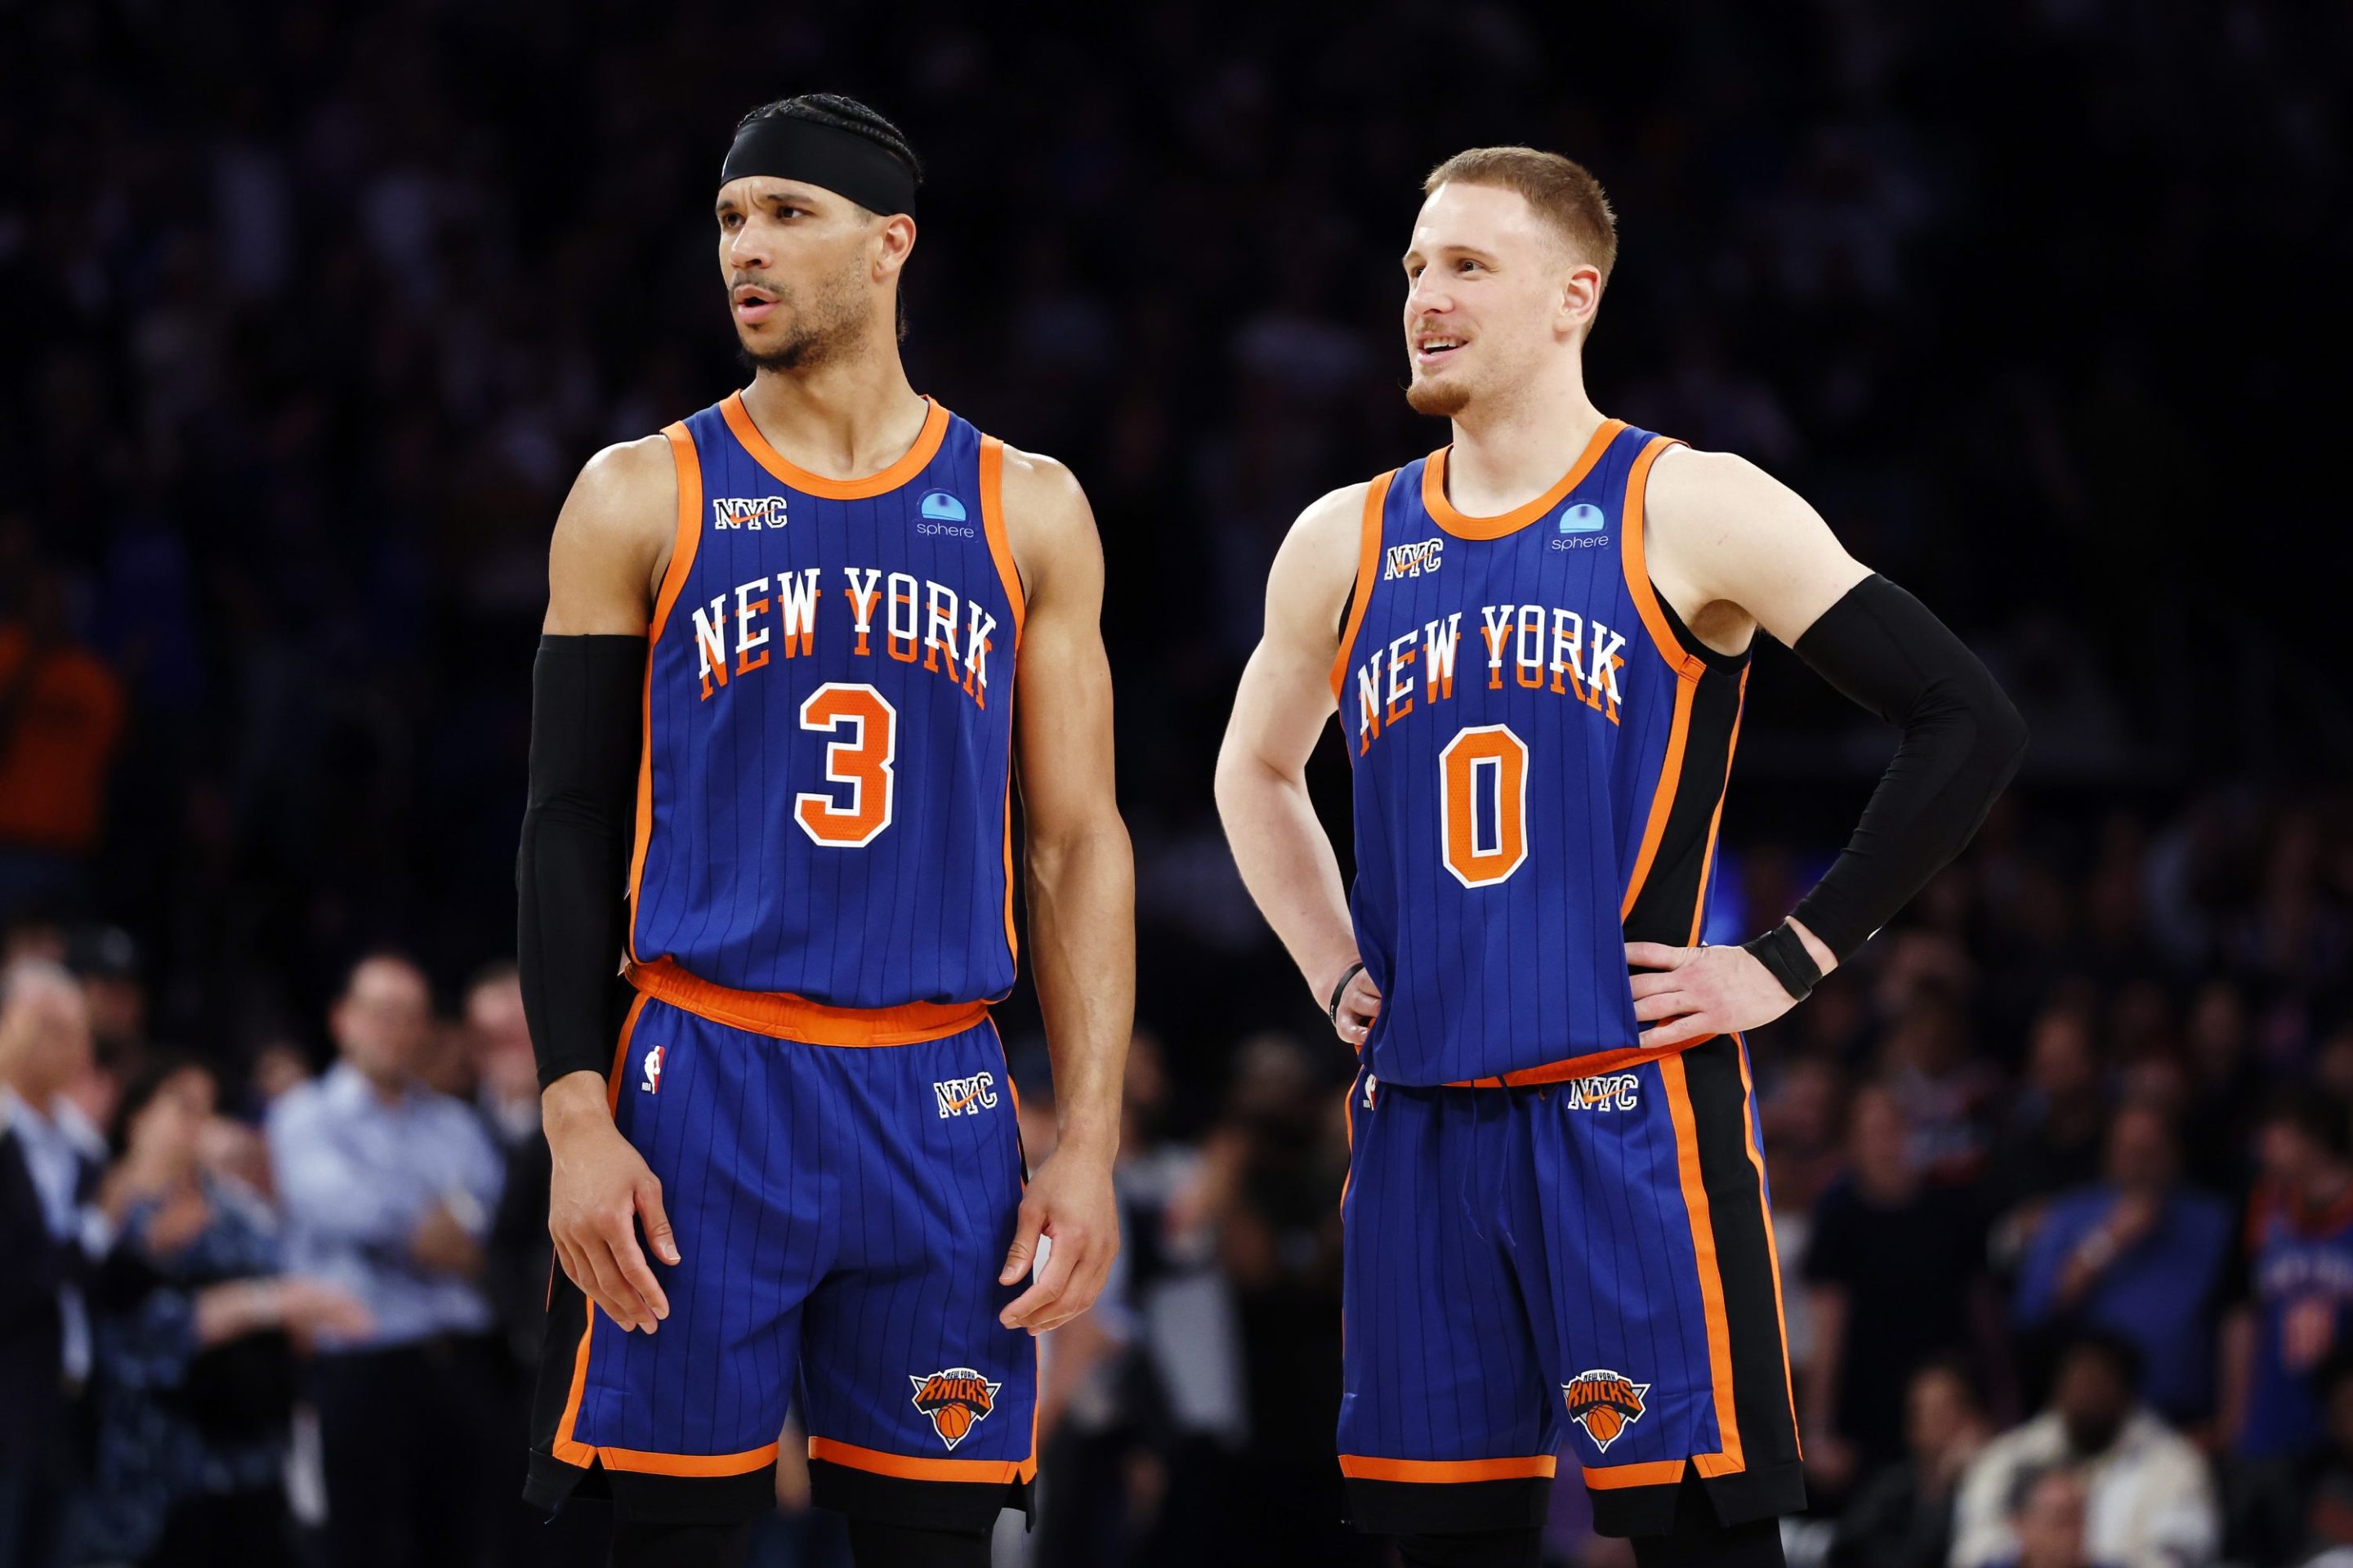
(1998, 1468, 2115, 1568)
(0, 557, 124, 923)
(1804, 1081, 1994, 1493)
(74, 1057, 370, 1567)
(265, 953, 505, 1568)
(2230, 1351, 2353, 1568)
(2012, 1101, 2233, 1424)
(1989, 1002, 2110, 1246)
(1828, 1359, 1990, 1568)
(0, 958, 109, 1568)
(2228, 1094, 2353, 1463)
(1952, 1332, 2217, 1568)
(1880, 982, 2003, 1183)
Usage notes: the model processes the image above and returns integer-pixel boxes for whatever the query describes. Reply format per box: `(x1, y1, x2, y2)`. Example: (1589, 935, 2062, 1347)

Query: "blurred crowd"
(5, 0, 2351, 1565)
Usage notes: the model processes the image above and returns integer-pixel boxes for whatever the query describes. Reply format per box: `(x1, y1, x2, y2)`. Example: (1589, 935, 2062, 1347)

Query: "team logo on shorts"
(639, 1044, 665, 1094)
(1564, 1369, 1650, 1452)
(909, 1367, 1002, 1450)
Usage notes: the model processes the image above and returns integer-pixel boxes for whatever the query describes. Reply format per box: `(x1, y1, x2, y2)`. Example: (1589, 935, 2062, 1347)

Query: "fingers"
(1632, 989, 1693, 1022)
(1624, 941, 1693, 972)
(1002, 1223, 1086, 1333)
(607, 1208, 672, 1326)
(998, 1195, 1046, 1287)
(1627, 970, 1687, 999)
(1636, 1013, 1721, 1050)
(581, 1235, 654, 1330)
(637, 1176, 682, 1267)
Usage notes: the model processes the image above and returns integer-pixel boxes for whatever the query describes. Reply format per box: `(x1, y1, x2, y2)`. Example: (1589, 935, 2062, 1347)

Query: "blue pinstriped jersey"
(628, 395, 1022, 1009)
(1335, 421, 1749, 1088)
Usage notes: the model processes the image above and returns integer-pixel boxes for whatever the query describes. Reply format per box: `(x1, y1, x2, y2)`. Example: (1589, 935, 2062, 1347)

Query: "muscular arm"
(1629, 449, 2027, 1045)
(993, 447, 1136, 1335)
(525, 436, 681, 1333)
(1213, 484, 1379, 1044)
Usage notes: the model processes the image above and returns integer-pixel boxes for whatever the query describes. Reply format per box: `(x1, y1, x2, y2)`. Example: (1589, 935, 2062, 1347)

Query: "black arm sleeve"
(1786, 575, 2028, 960)
(518, 634, 645, 1089)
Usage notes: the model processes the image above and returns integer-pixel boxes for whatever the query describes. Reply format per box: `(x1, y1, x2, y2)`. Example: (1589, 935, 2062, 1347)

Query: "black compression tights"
(605, 1520, 752, 1568)
(1628, 1480, 1786, 1568)
(845, 1517, 994, 1567)
(1395, 1527, 1543, 1568)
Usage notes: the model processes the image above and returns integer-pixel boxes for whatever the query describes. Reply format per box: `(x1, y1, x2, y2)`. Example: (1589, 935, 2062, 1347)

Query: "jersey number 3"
(1440, 724, 1529, 888)
(796, 682, 897, 848)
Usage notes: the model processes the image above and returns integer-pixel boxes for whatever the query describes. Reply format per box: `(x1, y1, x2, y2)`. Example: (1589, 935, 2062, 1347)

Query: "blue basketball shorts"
(1337, 1034, 1803, 1539)
(527, 985, 1036, 1530)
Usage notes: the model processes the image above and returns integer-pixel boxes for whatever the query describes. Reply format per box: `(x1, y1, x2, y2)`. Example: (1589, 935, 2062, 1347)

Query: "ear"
(1558, 261, 1604, 338)
(874, 213, 918, 284)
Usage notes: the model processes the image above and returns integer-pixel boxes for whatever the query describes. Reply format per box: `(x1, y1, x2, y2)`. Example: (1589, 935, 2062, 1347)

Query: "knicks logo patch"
(711, 495, 788, 530)
(909, 1367, 1002, 1450)
(1564, 1369, 1650, 1452)
(1382, 538, 1444, 580)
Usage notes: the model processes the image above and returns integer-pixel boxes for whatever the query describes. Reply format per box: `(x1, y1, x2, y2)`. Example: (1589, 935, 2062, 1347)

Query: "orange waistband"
(625, 958, 989, 1047)
(1446, 1035, 1711, 1090)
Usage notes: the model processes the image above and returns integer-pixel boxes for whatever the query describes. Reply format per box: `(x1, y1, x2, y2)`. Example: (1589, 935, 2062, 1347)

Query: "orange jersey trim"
(1583, 1459, 1688, 1490)
(1338, 1454, 1558, 1484)
(1421, 419, 1625, 542)
(1619, 668, 1699, 923)
(1734, 1032, 1802, 1457)
(1661, 1052, 1743, 1474)
(550, 995, 650, 1468)
(1618, 436, 1708, 678)
(626, 425, 705, 963)
(626, 958, 987, 1047)
(807, 1435, 1037, 1485)
(1330, 472, 1395, 702)
(721, 392, 951, 501)
(977, 436, 1024, 968)
(596, 1442, 779, 1477)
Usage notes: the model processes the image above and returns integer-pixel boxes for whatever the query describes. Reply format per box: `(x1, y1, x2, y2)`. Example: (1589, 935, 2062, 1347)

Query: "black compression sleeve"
(1786, 575, 2027, 960)
(518, 634, 645, 1089)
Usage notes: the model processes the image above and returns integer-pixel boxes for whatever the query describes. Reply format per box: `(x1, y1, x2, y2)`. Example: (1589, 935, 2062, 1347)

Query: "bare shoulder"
(545, 434, 677, 634)
(1265, 480, 1375, 646)
(993, 441, 1101, 609)
(1643, 444, 1868, 646)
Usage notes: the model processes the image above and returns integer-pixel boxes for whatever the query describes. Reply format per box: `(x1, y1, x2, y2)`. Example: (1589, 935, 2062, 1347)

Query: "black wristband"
(1743, 922, 1822, 1002)
(1327, 961, 1366, 1023)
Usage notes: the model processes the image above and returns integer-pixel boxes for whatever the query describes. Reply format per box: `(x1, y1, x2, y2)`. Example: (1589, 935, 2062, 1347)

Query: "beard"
(734, 268, 869, 375)
(1404, 369, 1472, 418)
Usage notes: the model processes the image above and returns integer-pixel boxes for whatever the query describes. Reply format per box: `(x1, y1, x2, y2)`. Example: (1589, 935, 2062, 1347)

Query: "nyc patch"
(909, 1366, 1002, 1450)
(933, 1072, 998, 1119)
(711, 495, 788, 530)
(1382, 538, 1444, 580)
(1564, 1369, 1650, 1452)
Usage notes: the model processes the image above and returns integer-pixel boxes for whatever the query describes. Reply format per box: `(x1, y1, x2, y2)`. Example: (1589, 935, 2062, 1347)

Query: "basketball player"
(516, 95, 1132, 1568)
(1217, 149, 2026, 1568)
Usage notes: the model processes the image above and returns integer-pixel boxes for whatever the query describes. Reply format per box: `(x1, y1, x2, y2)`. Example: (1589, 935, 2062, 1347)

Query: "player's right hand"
(1327, 962, 1382, 1049)
(544, 1070, 677, 1333)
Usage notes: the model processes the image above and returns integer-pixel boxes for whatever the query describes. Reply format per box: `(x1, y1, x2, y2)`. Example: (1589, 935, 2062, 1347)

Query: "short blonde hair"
(1424, 146, 1619, 283)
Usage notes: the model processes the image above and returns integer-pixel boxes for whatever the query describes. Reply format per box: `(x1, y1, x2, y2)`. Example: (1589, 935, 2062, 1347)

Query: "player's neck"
(739, 351, 927, 484)
(1444, 372, 1606, 516)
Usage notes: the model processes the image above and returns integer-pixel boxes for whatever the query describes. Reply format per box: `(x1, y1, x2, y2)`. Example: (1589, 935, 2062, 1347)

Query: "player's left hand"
(998, 1142, 1120, 1336)
(1624, 940, 1801, 1048)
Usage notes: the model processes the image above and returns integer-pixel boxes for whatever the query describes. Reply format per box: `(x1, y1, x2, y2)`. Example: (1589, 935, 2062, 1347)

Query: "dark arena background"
(3, 3, 2350, 1566)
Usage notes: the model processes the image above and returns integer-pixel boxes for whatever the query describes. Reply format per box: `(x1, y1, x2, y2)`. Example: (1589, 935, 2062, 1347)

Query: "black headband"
(719, 115, 917, 217)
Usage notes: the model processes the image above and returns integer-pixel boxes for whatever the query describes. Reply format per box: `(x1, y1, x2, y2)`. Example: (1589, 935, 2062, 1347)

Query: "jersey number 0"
(795, 681, 898, 848)
(1439, 724, 1529, 888)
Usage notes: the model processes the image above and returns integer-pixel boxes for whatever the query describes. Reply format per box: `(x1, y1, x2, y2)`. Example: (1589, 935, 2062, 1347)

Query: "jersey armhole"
(977, 435, 1028, 653)
(1328, 471, 1395, 702)
(627, 423, 703, 966)
(1618, 436, 1712, 681)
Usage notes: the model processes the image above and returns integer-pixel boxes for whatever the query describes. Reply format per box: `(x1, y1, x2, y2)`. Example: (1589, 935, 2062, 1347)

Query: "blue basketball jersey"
(627, 393, 1024, 1012)
(1334, 420, 1749, 1088)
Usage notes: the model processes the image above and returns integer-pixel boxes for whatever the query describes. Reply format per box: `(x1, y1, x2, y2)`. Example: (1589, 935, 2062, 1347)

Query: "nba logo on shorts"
(1563, 1369, 1650, 1452)
(908, 1366, 1002, 1450)
(640, 1044, 665, 1095)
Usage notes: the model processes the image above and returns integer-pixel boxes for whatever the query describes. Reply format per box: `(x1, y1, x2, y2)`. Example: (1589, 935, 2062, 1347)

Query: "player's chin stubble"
(738, 274, 868, 375)
(1404, 372, 1472, 418)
